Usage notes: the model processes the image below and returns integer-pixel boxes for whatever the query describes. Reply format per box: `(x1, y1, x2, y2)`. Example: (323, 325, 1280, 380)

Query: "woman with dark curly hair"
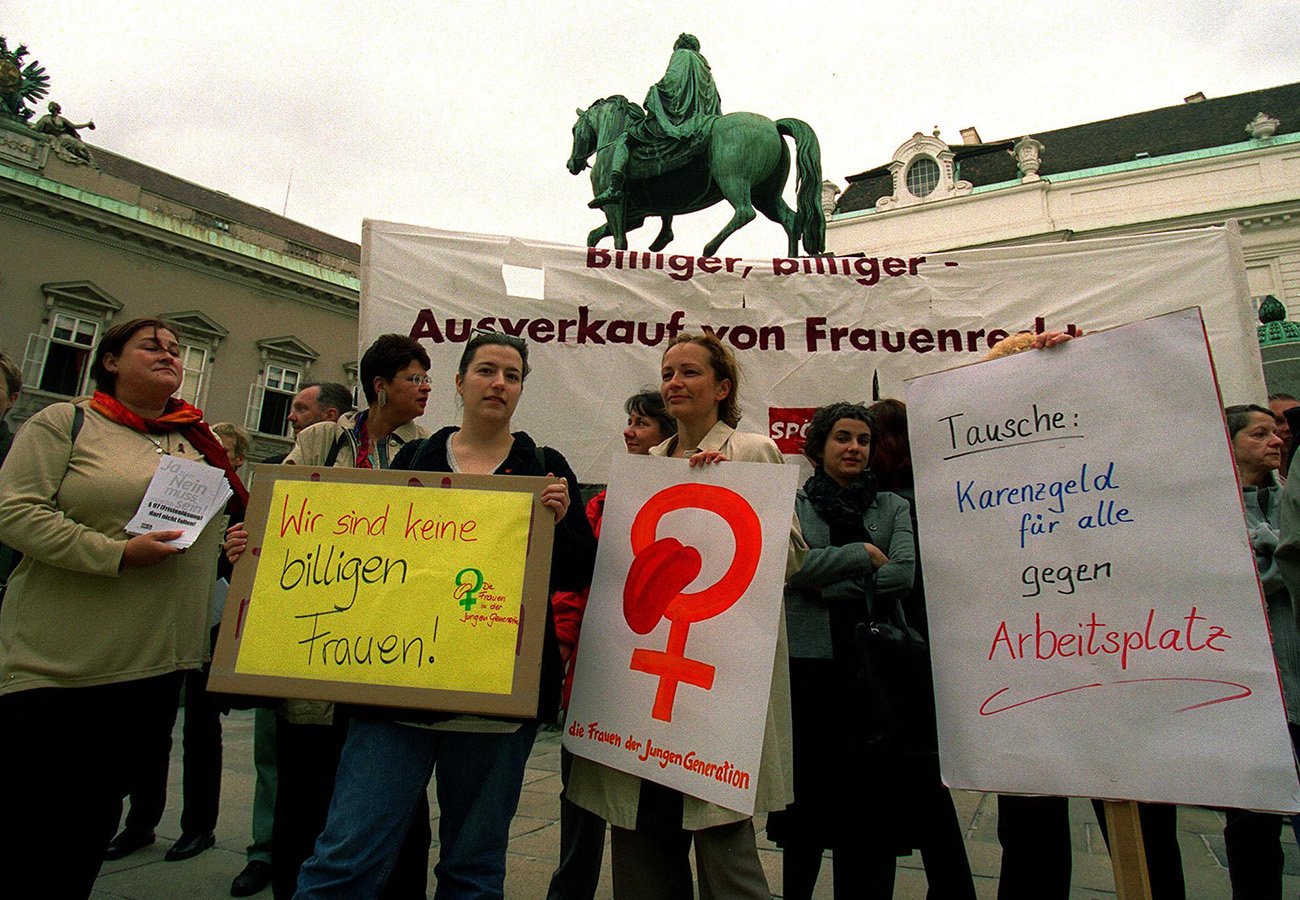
(767, 401, 945, 898)
(224, 332, 433, 899)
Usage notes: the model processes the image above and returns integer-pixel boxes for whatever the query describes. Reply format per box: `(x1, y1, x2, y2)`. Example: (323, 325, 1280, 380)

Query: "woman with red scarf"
(0, 317, 246, 899)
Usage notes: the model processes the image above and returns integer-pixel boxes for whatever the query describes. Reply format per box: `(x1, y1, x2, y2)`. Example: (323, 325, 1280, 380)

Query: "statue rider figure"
(588, 33, 721, 209)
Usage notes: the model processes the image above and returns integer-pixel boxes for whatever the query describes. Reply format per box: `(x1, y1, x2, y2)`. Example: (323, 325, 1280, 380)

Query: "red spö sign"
(768, 407, 817, 455)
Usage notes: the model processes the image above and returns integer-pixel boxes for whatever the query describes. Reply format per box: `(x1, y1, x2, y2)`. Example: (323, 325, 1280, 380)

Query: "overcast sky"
(7, 1, 1297, 259)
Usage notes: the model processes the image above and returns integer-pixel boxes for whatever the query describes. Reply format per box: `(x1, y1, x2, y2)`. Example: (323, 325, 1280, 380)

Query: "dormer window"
(876, 132, 974, 211)
(906, 157, 941, 198)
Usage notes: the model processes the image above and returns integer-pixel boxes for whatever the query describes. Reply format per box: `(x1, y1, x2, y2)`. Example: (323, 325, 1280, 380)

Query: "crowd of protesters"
(0, 317, 1297, 900)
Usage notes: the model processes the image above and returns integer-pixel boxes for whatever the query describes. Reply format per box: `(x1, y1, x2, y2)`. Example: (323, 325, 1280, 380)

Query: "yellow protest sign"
(209, 465, 555, 717)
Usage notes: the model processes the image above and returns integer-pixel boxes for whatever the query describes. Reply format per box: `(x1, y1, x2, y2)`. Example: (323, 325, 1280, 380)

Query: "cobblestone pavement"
(93, 711, 1299, 898)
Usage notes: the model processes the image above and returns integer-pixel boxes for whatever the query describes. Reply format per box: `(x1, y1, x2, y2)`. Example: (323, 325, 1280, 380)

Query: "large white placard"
(563, 454, 798, 814)
(360, 222, 1264, 483)
(907, 308, 1300, 812)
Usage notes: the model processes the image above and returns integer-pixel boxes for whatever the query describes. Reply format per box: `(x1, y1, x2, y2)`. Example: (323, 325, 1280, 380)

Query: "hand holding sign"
(907, 308, 1300, 812)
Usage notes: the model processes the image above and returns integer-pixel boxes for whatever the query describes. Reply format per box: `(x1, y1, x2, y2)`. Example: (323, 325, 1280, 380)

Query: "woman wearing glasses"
(225, 333, 433, 898)
(288, 331, 597, 899)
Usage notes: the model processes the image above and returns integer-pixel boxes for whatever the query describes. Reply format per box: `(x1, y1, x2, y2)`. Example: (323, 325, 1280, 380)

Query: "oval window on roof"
(905, 157, 941, 198)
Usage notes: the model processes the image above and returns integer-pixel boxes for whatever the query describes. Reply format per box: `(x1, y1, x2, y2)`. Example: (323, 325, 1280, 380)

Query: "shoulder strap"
(324, 431, 348, 468)
(70, 404, 84, 445)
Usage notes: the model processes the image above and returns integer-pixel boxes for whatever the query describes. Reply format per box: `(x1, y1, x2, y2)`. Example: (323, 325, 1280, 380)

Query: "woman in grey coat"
(767, 401, 922, 898)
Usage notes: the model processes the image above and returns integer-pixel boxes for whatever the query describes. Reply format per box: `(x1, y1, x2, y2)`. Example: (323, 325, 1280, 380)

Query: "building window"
(905, 157, 941, 198)
(245, 336, 318, 438)
(877, 134, 973, 211)
(22, 312, 100, 397)
(166, 311, 227, 410)
(255, 364, 302, 436)
(174, 343, 209, 405)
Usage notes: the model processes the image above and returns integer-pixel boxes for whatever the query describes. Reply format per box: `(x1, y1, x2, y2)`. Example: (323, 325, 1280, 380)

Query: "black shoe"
(164, 831, 216, 861)
(230, 859, 273, 897)
(104, 828, 156, 861)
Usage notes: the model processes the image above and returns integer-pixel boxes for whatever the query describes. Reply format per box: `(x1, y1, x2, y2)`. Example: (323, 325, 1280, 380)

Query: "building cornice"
(0, 162, 360, 316)
(830, 132, 1300, 225)
(827, 135, 1300, 255)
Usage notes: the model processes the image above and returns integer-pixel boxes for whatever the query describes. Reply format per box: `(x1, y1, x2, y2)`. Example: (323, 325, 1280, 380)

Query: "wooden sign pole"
(1102, 799, 1154, 900)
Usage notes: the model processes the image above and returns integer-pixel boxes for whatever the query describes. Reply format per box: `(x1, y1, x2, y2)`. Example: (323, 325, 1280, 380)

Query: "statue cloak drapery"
(624, 48, 722, 179)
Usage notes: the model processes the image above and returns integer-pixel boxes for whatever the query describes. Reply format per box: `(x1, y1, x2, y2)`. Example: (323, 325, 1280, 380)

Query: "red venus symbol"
(622, 483, 762, 722)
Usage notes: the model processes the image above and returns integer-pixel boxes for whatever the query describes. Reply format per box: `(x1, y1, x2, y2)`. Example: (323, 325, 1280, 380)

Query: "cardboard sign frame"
(208, 463, 555, 718)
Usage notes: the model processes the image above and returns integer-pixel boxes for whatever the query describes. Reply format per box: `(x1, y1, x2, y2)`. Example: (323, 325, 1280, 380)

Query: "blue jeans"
(294, 718, 539, 900)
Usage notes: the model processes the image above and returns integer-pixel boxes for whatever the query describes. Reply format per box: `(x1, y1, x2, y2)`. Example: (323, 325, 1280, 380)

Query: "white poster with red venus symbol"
(564, 453, 798, 814)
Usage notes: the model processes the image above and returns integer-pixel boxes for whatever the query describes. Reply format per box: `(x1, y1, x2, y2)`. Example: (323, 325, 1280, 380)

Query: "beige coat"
(567, 420, 805, 830)
(286, 410, 426, 470)
(0, 401, 223, 695)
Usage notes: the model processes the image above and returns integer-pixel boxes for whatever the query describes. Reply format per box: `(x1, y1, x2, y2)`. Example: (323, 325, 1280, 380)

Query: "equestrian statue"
(567, 34, 825, 258)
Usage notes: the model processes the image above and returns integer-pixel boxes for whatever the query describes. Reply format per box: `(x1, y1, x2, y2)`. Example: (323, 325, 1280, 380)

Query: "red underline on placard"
(1111, 677, 1253, 712)
(979, 677, 1252, 716)
(942, 434, 1087, 461)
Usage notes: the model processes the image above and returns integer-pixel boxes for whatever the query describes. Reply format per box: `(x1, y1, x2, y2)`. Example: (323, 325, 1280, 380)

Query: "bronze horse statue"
(567, 96, 826, 257)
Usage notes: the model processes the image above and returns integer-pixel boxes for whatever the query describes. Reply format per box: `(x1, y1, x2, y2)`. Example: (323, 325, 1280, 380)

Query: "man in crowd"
(1269, 393, 1300, 481)
(231, 381, 352, 897)
(287, 381, 353, 438)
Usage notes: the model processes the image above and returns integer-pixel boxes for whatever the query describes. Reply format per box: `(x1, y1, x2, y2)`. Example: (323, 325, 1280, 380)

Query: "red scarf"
(352, 410, 375, 470)
(90, 391, 249, 519)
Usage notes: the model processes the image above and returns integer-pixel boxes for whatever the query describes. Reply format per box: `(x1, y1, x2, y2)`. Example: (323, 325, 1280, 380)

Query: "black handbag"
(853, 591, 937, 753)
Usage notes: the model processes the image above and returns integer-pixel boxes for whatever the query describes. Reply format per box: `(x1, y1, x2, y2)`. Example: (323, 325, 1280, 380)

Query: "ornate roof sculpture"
(1258, 295, 1300, 348)
(0, 36, 50, 123)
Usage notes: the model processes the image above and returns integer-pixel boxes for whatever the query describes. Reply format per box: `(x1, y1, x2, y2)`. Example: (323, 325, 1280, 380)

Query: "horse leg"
(648, 216, 675, 252)
(752, 142, 799, 257)
(753, 190, 799, 258)
(703, 178, 756, 258)
(703, 115, 783, 257)
(590, 214, 646, 248)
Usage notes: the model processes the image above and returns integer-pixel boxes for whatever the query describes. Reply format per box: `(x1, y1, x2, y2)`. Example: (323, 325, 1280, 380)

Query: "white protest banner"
(563, 454, 798, 814)
(907, 307, 1300, 812)
(361, 222, 1263, 483)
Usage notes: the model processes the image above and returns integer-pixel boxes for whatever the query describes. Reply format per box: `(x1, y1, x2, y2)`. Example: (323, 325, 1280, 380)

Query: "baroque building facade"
(0, 117, 361, 461)
(824, 82, 1300, 391)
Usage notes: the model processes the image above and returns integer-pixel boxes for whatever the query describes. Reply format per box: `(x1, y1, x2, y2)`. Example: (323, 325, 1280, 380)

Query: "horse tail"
(776, 118, 826, 255)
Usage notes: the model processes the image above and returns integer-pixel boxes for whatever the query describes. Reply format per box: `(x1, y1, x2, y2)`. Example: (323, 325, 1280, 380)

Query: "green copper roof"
(0, 161, 360, 291)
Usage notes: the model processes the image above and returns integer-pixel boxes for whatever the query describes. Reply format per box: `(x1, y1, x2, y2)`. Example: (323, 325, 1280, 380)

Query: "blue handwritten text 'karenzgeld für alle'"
(955, 462, 1118, 516)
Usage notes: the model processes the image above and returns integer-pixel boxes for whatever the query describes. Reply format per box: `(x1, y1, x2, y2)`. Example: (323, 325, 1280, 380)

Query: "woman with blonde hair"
(569, 332, 805, 900)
